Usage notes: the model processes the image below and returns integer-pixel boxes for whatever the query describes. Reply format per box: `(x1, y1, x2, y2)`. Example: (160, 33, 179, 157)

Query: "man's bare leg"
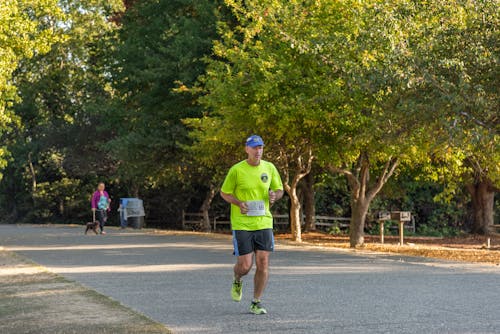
(231, 253, 253, 302)
(234, 253, 253, 281)
(253, 250, 270, 300)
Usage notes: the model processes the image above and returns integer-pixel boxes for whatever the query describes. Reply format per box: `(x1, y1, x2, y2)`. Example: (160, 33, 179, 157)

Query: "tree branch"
(279, 147, 290, 188)
(359, 152, 369, 200)
(366, 157, 399, 201)
(328, 165, 360, 198)
(291, 146, 314, 188)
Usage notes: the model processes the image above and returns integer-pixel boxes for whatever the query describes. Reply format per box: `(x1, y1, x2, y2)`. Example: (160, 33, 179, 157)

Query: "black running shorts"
(232, 229, 274, 256)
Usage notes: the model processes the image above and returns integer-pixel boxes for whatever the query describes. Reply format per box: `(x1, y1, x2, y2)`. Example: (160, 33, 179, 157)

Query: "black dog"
(85, 221, 99, 235)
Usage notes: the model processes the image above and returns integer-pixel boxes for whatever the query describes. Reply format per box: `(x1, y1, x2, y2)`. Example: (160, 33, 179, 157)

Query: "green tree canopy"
(0, 0, 123, 222)
(401, 0, 499, 233)
(0, 0, 63, 177)
(107, 0, 221, 189)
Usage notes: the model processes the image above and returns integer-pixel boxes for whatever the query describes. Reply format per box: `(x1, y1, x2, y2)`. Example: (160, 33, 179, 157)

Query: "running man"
(220, 135, 284, 315)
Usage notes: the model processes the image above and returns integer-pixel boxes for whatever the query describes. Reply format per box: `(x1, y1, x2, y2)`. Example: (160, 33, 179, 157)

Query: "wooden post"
(487, 238, 491, 249)
(379, 221, 384, 244)
(399, 221, 404, 246)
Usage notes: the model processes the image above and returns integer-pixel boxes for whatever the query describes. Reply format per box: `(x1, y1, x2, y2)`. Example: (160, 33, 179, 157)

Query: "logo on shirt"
(260, 173, 268, 183)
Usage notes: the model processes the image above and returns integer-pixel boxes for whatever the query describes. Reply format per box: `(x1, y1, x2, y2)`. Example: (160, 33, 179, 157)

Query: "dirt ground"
(275, 232, 500, 265)
(0, 248, 172, 334)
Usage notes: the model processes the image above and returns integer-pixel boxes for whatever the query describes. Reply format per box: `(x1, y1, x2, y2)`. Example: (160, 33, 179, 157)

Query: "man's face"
(245, 145, 263, 161)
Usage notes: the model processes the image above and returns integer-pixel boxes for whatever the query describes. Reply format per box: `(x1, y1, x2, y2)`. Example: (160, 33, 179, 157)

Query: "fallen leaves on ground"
(275, 232, 500, 265)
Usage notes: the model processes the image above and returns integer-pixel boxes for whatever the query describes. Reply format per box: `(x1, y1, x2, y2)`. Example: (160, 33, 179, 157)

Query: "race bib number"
(246, 200, 265, 216)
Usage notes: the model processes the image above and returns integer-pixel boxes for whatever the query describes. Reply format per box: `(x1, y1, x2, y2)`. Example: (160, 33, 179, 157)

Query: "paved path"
(1, 224, 499, 334)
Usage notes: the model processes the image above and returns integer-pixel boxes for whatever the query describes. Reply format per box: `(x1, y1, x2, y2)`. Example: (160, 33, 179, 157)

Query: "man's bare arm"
(269, 189, 284, 206)
(220, 191, 248, 214)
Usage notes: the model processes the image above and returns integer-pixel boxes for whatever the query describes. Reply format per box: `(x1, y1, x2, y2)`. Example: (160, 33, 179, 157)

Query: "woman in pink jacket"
(91, 182, 111, 234)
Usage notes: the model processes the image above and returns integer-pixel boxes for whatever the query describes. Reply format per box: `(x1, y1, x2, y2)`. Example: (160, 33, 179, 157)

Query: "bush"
(417, 224, 461, 237)
(327, 224, 343, 236)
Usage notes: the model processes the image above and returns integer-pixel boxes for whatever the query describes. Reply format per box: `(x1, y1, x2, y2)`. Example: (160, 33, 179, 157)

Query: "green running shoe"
(231, 280, 242, 302)
(250, 300, 267, 315)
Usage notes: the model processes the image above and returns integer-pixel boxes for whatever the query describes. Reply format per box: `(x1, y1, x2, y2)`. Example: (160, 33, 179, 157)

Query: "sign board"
(391, 211, 411, 222)
(378, 212, 391, 221)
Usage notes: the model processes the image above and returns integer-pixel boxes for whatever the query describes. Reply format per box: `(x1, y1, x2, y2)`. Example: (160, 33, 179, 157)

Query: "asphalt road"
(1, 224, 499, 334)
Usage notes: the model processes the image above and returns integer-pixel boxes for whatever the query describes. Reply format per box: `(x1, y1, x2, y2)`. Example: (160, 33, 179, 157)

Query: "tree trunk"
(200, 184, 217, 232)
(27, 152, 37, 207)
(297, 185, 304, 226)
(467, 178, 495, 235)
(131, 183, 140, 198)
(330, 153, 399, 248)
(59, 198, 64, 217)
(289, 187, 302, 242)
(11, 204, 18, 222)
(279, 146, 314, 243)
(302, 172, 316, 232)
(350, 199, 369, 247)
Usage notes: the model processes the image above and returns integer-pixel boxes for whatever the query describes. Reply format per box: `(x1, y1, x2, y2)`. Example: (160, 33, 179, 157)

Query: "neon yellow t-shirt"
(221, 160, 283, 231)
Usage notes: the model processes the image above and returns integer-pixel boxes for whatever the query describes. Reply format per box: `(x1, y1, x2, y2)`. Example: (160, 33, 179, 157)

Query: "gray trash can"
(128, 216, 144, 229)
(119, 198, 145, 229)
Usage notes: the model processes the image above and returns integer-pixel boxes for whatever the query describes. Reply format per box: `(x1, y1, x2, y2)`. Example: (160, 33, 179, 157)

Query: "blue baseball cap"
(245, 135, 264, 147)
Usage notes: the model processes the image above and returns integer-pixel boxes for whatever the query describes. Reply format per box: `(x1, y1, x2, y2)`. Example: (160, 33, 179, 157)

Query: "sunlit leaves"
(0, 0, 64, 178)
